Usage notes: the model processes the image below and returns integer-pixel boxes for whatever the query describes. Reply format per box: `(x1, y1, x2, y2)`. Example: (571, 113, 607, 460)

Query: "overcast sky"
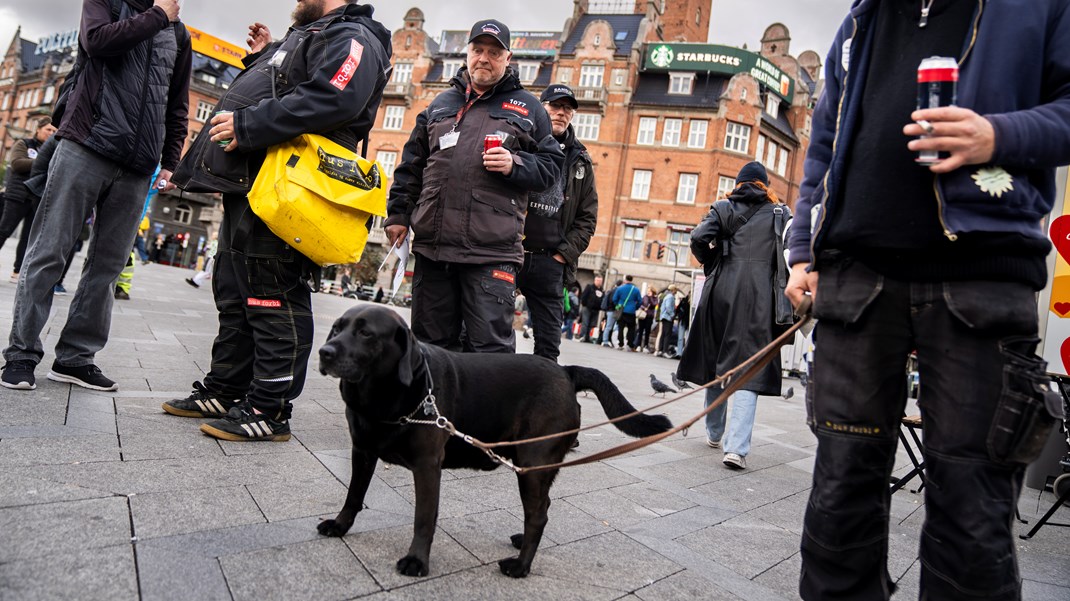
(2, 1, 852, 68)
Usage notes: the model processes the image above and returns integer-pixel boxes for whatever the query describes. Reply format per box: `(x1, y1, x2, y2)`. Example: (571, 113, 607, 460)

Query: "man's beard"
(292, 0, 327, 26)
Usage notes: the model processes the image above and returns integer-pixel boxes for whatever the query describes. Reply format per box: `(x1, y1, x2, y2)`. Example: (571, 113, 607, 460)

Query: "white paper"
(391, 236, 410, 299)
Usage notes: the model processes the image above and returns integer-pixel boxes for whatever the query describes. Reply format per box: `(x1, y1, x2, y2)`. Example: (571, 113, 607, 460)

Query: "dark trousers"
(0, 199, 37, 273)
(580, 306, 599, 342)
(202, 194, 314, 421)
(657, 319, 675, 354)
(633, 316, 653, 349)
(517, 252, 565, 361)
(617, 313, 637, 348)
(800, 258, 1033, 601)
(410, 253, 517, 353)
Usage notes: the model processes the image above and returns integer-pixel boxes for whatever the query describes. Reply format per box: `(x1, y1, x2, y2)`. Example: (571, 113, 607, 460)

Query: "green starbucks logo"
(650, 45, 674, 68)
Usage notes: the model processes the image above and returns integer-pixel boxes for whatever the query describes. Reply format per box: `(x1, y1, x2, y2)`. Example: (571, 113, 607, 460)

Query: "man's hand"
(483, 147, 514, 176)
(785, 263, 818, 310)
(247, 22, 272, 54)
(552, 253, 566, 264)
(209, 112, 239, 152)
(154, 169, 176, 192)
(153, 0, 180, 22)
(904, 107, 996, 174)
(385, 225, 408, 248)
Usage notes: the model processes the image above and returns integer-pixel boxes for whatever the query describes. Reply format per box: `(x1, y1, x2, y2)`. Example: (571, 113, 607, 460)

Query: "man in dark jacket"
(579, 274, 604, 343)
(1, 0, 190, 392)
(785, 2, 1070, 599)
(517, 84, 597, 361)
(384, 19, 562, 354)
(0, 116, 56, 281)
(163, 0, 392, 442)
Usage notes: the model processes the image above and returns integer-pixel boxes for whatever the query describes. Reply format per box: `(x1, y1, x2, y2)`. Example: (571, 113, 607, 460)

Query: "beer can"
(214, 110, 233, 148)
(483, 134, 503, 153)
(916, 56, 958, 165)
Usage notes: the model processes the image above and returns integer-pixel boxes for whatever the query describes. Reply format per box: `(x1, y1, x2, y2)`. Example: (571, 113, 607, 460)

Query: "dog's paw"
(510, 533, 524, 550)
(396, 555, 429, 577)
(316, 519, 352, 537)
(498, 557, 531, 578)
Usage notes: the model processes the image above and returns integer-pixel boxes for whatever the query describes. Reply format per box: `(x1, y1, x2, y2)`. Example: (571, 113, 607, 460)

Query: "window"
(405, 35, 412, 49)
(622, 225, 645, 260)
(717, 176, 736, 199)
(392, 62, 413, 83)
(805, 115, 812, 135)
(612, 68, 627, 87)
(667, 229, 691, 267)
(755, 134, 766, 161)
(662, 118, 682, 146)
(668, 73, 694, 95)
(593, 33, 602, 46)
(442, 60, 463, 81)
(573, 113, 601, 141)
(377, 150, 398, 178)
(778, 147, 789, 177)
(766, 94, 779, 119)
(676, 173, 698, 204)
(1, 94, 8, 111)
(556, 66, 573, 84)
(696, 6, 702, 25)
(517, 61, 540, 84)
(741, 87, 748, 100)
(16, 91, 24, 109)
(197, 72, 217, 86)
(615, 31, 627, 42)
(636, 117, 656, 145)
(579, 64, 604, 88)
(195, 100, 214, 123)
(173, 204, 193, 225)
(687, 120, 708, 148)
(42, 85, 55, 104)
(32, 88, 41, 106)
(383, 105, 405, 130)
(724, 121, 751, 153)
(766, 140, 778, 170)
(631, 170, 652, 200)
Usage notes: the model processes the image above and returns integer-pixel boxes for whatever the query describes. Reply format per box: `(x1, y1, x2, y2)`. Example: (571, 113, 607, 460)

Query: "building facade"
(367, 1, 822, 293)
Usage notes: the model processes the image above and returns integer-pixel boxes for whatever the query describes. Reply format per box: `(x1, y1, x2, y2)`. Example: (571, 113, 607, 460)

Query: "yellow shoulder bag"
(248, 134, 387, 266)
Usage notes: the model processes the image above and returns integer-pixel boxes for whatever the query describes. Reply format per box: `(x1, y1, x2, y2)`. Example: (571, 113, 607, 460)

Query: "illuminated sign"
(439, 30, 560, 57)
(644, 43, 795, 102)
(188, 27, 246, 70)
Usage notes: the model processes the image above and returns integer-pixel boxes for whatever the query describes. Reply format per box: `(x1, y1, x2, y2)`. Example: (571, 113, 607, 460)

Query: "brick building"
(366, 0, 822, 293)
(0, 25, 246, 265)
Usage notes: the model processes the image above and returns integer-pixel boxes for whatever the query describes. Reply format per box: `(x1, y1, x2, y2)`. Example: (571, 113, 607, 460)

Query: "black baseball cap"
(468, 19, 510, 50)
(540, 85, 578, 109)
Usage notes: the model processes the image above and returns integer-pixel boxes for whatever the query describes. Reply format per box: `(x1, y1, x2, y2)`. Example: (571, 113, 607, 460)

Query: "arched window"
(173, 204, 193, 225)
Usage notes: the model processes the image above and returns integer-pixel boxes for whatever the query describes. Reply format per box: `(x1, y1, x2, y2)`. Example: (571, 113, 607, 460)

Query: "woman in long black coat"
(677, 162, 791, 470)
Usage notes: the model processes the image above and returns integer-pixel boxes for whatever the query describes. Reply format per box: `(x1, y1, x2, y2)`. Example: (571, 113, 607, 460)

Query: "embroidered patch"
(329, 40, 364, 91)
(575, 165, 585, 179)
(248, 298, 283, 308)
(501, 102, 530, 117)
(971, 166, 1014, 198)
(492, 270, 515, 284)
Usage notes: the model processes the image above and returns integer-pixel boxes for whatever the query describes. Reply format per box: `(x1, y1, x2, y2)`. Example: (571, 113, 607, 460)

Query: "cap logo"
(481, 24, 501, 35)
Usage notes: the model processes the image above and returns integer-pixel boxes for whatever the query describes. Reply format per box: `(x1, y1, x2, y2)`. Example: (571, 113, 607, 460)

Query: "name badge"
(439, 131, 459, 150)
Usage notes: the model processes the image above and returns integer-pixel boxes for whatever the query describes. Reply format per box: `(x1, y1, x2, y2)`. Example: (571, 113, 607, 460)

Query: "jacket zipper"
(809, 17, 857, 265)
(933, 0, 983, 241)
(129, 35, 157, 163)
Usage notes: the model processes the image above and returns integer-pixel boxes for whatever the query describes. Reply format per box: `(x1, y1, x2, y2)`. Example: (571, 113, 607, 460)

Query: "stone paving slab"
(0, 249, 1067, 600)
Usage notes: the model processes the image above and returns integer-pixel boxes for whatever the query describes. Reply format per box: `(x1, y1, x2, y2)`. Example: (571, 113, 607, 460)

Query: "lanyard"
(453, 84, 482, 129)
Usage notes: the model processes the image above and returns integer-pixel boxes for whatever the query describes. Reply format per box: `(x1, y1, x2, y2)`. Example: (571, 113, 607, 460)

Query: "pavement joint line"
(749, 549, 799, 581)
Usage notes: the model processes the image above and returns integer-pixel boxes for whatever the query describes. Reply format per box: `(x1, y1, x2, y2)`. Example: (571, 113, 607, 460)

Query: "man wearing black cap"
(516, 84, 598, 361)
(385, 19, 562, 353)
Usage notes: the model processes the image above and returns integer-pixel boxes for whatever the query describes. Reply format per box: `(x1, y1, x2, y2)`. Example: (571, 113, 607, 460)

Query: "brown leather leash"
(459, 298, 814, 474)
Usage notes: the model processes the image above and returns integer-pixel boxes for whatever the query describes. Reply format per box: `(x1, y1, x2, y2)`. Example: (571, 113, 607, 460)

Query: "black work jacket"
(554, 126, 598, 286)
(385, 67, 563, 266)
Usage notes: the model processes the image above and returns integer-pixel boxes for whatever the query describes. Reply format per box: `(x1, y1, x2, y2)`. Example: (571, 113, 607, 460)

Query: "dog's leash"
(403, 298, 813, 475)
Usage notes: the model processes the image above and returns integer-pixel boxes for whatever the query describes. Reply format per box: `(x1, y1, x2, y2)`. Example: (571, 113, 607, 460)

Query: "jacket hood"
(450, 65, 523, 95)
(346, 4, 393, 58)
(730, 182, 774, 205)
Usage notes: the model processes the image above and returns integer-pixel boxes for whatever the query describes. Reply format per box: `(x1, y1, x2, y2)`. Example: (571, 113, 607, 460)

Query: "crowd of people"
(0, 0, 1067, 599)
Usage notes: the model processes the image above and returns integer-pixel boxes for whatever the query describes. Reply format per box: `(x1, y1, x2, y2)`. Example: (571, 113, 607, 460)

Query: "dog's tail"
(565, 366, 673, 438)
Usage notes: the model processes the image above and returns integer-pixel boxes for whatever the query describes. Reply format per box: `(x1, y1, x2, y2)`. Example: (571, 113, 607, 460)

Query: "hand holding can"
(915, 56, 958, 165)
(212, 110, 233, 148)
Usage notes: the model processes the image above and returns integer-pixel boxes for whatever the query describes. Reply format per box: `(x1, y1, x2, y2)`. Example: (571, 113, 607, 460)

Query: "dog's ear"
(395, 322, 415, 387)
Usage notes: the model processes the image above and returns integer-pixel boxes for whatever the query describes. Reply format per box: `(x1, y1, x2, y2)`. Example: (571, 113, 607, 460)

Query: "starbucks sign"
(643, 43, 795, 102)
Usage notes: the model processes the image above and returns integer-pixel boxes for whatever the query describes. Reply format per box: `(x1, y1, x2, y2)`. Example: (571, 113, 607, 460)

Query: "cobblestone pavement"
(1, 249, 1067, 601)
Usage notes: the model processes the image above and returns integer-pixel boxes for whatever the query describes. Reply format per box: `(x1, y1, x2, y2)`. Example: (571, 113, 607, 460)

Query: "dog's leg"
(396, 462, 442, 577)
(317, 449, 378, 537)
(500, 470, 556, 578)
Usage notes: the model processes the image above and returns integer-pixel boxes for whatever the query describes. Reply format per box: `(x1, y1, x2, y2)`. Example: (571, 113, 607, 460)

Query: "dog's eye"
(359, 329, 373, 338)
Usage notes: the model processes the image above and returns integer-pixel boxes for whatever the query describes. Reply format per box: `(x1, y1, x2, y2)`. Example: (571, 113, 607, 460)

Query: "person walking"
(164, 0, 392, 442)
(678, 162, 790, 470)
(516, 84, 597, 360)
(0, 116, 56, 284)
(611, 275, 640, 350)
(674, 290, 690, 358)
(786, 2, 1070, 599)
(599, 278, 622, 347)
(384, 19, 561, 354)
(655, 285, 677, 357)
(1, 0, 191, 392)
(632, 287, 657, 352)
(185, 232, 217, 289)
(578, 274, 604, 343)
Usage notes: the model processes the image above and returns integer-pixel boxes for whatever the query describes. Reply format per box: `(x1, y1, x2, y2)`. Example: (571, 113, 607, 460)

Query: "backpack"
(53, 0, 190, 125)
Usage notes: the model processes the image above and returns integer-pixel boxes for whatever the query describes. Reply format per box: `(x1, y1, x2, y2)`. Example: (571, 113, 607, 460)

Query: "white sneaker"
(722, 453, 746, 470)
(706, 438, 721, 449)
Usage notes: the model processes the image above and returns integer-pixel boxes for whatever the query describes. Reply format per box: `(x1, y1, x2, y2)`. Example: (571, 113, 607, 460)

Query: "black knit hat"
(736, 161, 769, 186)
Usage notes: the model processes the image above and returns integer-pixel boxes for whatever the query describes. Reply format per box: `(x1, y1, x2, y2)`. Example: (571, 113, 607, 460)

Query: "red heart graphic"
(1061, 338, 1070, 375)
(1057, 303, 1070, 316)
(1049, 215, 1070, 265)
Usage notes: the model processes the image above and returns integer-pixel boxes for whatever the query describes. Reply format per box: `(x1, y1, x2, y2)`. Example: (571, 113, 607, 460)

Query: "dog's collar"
(382, 347, 438, 426)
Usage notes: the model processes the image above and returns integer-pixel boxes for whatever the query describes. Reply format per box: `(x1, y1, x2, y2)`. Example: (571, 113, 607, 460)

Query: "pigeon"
(649, 374, 677, 396)
(670, 372, 693, 390)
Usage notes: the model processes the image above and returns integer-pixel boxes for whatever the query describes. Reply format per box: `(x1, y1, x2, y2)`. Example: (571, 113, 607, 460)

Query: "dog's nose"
(319, 345, 336, 364)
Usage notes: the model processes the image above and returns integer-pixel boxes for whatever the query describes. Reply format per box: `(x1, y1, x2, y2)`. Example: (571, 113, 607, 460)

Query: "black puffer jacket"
(57, 0, 191, 175)
(385, 67, 563, 266)
(677, 184, 791, 395)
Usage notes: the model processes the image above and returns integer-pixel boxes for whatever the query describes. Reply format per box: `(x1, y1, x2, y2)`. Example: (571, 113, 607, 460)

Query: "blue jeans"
(601, 310, 618, 345)
(5, 140, 145, 366)
(703, 388, 758, 456)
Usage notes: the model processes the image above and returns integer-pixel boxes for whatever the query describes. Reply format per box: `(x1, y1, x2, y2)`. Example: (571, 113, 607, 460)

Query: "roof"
(17, 38, 72, 74)
(761, 110, 799, 144)
(532, 61, 553, 87)
(561, 14, 644, 56)
(631, 72, 727, 109)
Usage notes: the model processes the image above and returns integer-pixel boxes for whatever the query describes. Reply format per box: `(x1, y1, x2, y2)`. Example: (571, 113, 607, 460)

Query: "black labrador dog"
(317, 305, 672, 578)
